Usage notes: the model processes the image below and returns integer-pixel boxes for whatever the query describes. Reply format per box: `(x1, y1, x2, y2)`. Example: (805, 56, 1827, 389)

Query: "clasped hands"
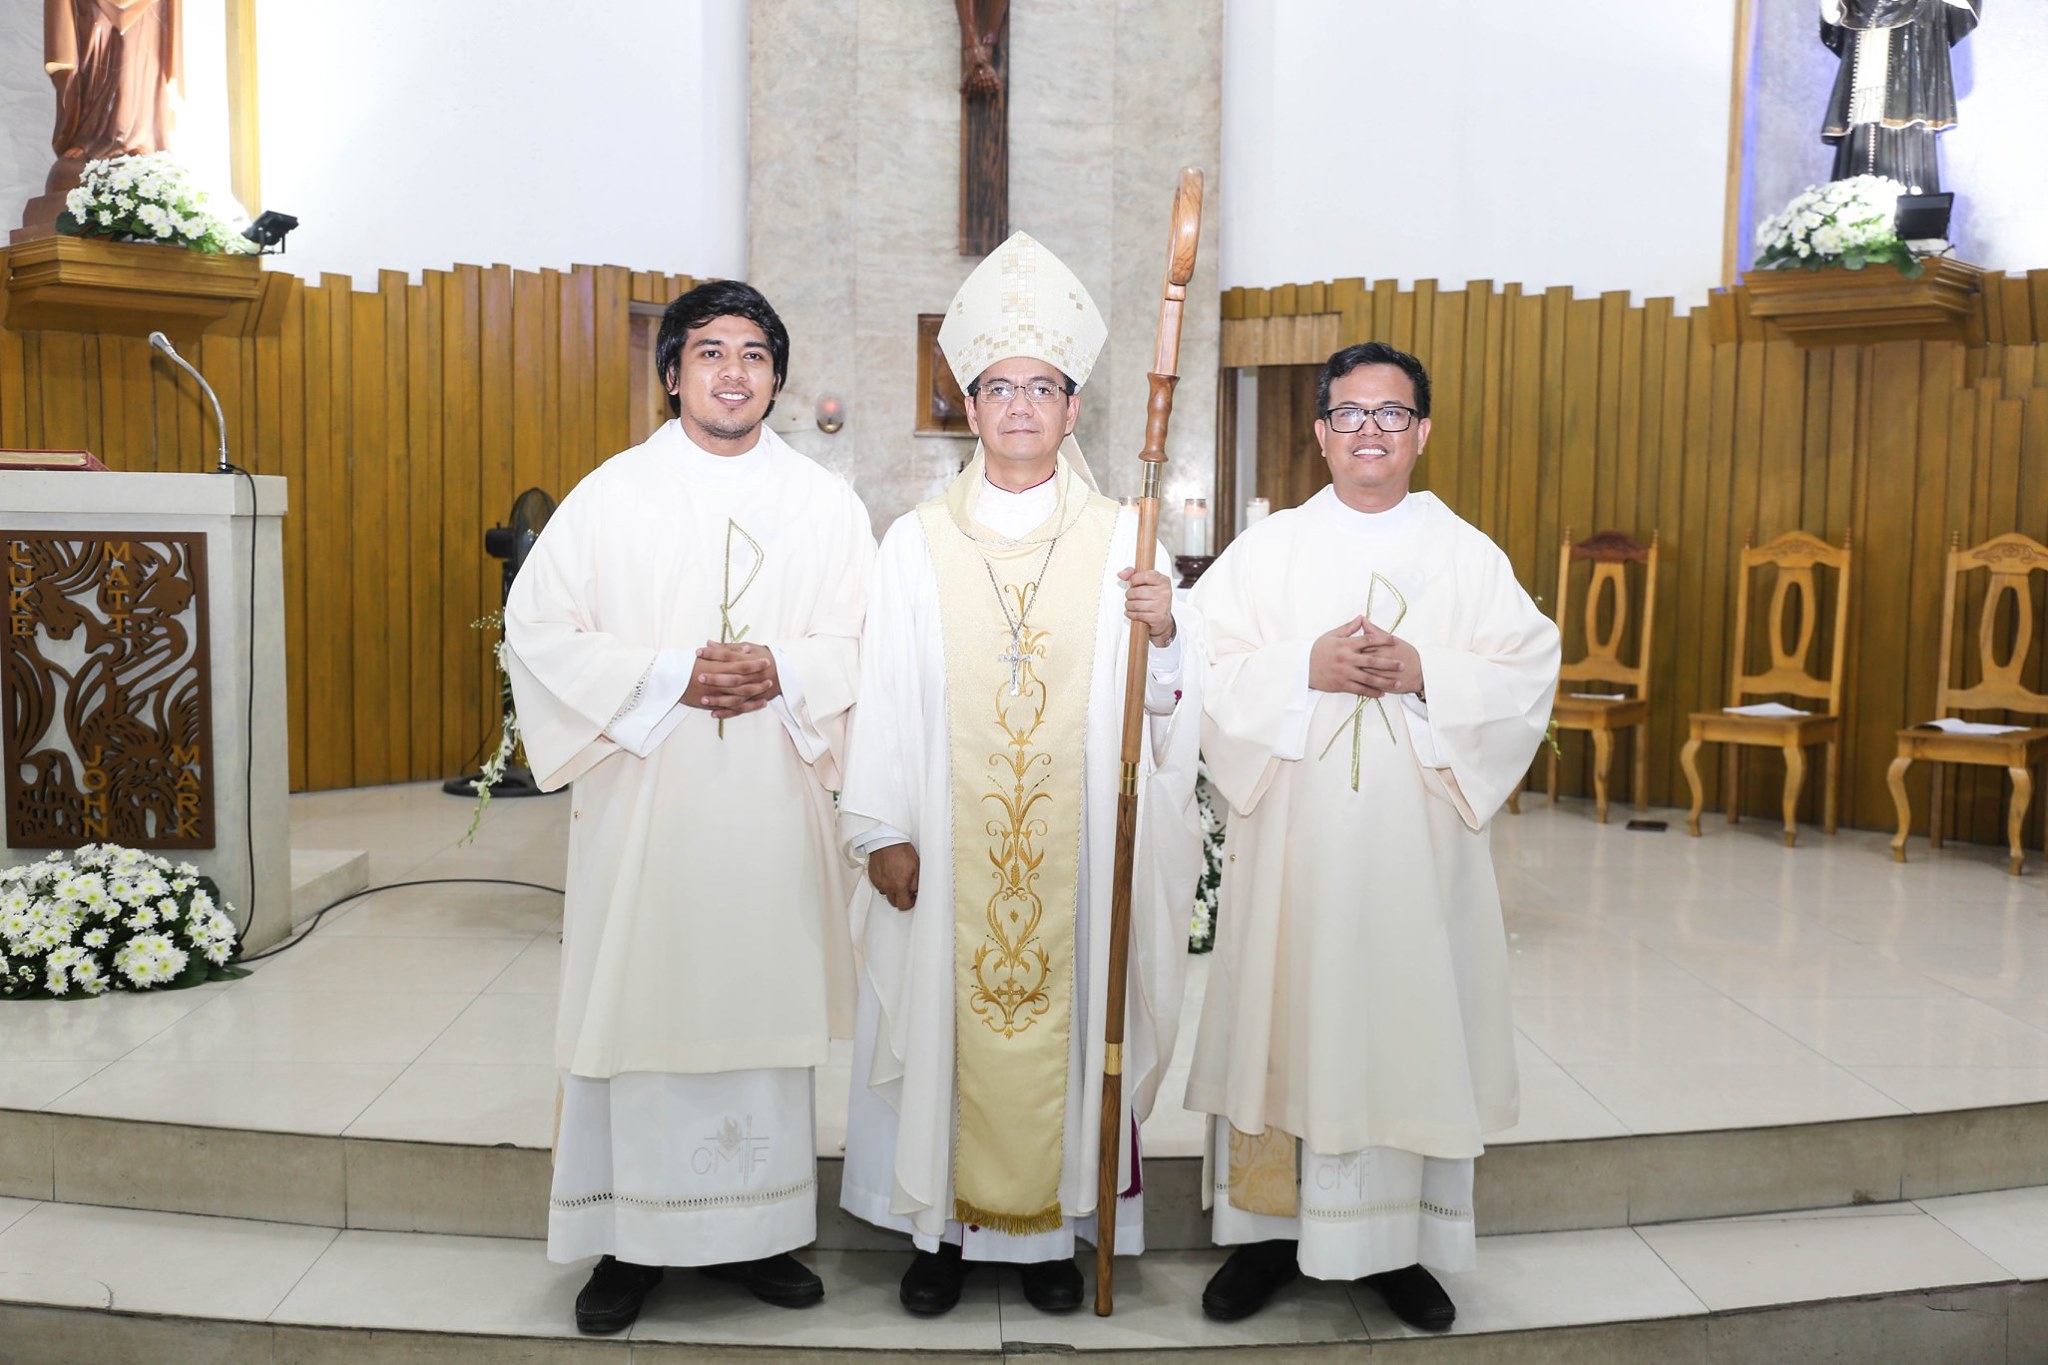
(681, 641, 781, 720)
(1309, 616, 1424, 699)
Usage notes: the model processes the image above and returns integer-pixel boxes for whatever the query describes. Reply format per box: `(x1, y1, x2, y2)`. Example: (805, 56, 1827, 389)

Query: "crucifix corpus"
(954, 0, 1009, 255)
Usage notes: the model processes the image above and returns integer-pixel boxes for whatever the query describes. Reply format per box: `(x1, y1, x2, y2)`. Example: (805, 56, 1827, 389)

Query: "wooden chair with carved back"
(1886, 532, 2048, 876)
(1543, 528, 1660, 823)
(1680, 530, 1853, 846)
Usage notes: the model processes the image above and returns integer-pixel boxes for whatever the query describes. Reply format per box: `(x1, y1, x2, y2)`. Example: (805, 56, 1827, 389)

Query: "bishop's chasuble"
(1185, 488, 1558, 1280)
(838, 452, 1204, 1262)
(503, 420, 874, 1266)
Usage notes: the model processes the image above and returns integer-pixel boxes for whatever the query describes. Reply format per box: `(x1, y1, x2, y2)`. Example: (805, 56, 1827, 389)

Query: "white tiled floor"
(1, 782, 2045, 1156)
(8, 1185, 2048, 1346)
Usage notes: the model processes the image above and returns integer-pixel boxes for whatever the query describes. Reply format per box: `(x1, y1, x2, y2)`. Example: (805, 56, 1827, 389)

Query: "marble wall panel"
(751, 0, 1223, 537)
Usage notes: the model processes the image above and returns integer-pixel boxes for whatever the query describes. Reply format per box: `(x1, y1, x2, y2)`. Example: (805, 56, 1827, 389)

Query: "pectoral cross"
(998, 629, 1029, 697)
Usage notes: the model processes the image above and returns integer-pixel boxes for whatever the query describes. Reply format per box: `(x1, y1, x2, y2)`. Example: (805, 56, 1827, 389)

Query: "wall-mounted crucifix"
(955, 0, 1009, 255)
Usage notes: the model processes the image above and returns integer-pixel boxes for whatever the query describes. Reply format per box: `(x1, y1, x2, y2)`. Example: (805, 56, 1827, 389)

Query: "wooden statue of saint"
(1821, 0, 1980, 194)
(954, 0, 1009, 255)
(18, 0, 182, 237)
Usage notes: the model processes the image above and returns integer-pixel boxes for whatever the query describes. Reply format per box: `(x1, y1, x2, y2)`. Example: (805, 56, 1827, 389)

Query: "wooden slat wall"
(0, 261, 698, 793)
(1221, 274, 2048, 850)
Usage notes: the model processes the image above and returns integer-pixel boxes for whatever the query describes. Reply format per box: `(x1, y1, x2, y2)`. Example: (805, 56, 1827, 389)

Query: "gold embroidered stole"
(919, 457, 1115, 1234)
(1227, 1124, 1300, 1216)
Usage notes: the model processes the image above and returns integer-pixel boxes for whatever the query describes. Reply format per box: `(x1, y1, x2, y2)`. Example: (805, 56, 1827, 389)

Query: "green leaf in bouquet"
(206, 964, 254, 982)
(55, 209, 81, 236)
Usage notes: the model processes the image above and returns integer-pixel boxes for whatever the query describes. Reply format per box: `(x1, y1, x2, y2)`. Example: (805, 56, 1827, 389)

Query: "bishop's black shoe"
(1200, 1239, 1299, 1321)
(1018, 1256, 1085, 1312)
(900, 1242, 973, 1317)
(574, 1255, 663, 1335)
(700, 1252, 825, 1308)
(1361, 1263, 1456, 1332)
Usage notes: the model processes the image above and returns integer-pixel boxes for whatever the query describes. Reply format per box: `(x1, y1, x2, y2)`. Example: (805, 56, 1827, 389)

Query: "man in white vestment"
(837, 232, 1204, 1317)
(1185, 342, 1559, 1331)
(504, 281, 875, 1334)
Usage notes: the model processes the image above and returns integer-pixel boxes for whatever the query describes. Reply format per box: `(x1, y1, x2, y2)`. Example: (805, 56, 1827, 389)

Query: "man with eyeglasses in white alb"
(1184, 342, 1559, 1332)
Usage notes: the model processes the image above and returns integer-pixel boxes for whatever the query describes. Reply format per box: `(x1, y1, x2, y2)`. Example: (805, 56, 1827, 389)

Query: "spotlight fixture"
(242, 210, 300, 253)
(1894, 193, 1954, 244)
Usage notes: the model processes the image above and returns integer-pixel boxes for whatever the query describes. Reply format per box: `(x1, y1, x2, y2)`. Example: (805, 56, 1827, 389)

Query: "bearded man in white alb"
(1186, 342, 1559, 1332)
(837, 232, 1204, 1318)
(504, 281, 875, 1335)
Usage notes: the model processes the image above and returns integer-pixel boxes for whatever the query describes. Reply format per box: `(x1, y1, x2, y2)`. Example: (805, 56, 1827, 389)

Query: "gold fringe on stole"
(920, 456, 1116, 1232)
(954, 1198, 1068, 1237)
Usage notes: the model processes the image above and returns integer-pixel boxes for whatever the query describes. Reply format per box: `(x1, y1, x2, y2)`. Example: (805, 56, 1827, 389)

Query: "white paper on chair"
(1920, 717, 2028, 736)
(1723, 702, 1811, 718)
(1569, 691, 1627, 701)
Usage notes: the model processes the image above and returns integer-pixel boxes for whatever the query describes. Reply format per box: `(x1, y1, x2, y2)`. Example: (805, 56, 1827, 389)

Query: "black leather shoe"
(1019, 1256, 1084, 1312)
(1361, 1263, 1456, 1331)
(1200, 1239, 1299, 1322)
(900, 1243, 972, 1317)
(575, 1255, 663, 1335)
(700, 1252, 825, 1308)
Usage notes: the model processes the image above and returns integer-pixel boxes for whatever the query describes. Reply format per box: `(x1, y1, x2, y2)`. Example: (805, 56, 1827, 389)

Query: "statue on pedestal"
(16, 0, 182, 239)
(1821, 0, 1980, 194)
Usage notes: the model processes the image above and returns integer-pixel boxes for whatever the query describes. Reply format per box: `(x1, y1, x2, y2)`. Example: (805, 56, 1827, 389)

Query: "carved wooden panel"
(3, 531, 214, 849)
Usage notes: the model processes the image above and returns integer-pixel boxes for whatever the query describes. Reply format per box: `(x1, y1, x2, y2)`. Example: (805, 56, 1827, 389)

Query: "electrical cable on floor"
(226, 463, 261, 952)
(234, 877, 565, 964)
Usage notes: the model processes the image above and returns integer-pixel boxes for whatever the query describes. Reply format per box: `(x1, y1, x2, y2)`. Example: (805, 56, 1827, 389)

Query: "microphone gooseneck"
(148, 331, 231, 474)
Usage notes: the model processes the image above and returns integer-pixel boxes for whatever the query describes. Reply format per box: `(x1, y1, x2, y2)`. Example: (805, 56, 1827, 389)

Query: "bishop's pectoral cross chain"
(983, 534, 1060, 698)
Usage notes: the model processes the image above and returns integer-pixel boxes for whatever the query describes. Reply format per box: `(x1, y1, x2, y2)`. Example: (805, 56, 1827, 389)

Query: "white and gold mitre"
(938, 231, 1107, 391)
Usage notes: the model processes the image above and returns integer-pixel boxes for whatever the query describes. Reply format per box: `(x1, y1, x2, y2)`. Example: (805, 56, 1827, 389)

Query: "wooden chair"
(1681, 530, 1853, 847)
(1886, 532, 2048, 876)
(1543, 528, 1660, 823)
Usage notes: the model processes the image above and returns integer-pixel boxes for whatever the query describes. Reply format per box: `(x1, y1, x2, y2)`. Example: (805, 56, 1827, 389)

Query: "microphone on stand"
(148, 331, 231, 474)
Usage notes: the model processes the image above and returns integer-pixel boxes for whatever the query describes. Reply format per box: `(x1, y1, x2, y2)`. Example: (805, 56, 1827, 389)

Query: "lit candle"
(1182, 497, 1210, 556)
(1244, 497, 1270, 526)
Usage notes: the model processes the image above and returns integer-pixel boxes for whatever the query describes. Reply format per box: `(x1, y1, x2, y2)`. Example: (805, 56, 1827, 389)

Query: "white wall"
(1222, 0, 1738, 307)
(0, 3, 52, 229)
(253, 0, 748, 285)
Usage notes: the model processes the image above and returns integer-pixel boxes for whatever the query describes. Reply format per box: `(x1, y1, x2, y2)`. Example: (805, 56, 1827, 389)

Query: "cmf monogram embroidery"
(692, 1114, 771, 1180)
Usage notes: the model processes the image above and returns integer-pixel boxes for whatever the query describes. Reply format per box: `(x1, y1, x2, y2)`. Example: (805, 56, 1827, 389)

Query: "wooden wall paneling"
(540, 270, 565, 502)
(37, 331, 88, 452)
(1423, 284, 1462, 499)
(1459, 283, 1493, 528)
(1613, 296, 1646, 540)
(378, 272, 413, 782)
(1504, 290, 1545, 582)
(1592, 292, 1627, 535)
(1556, 299, 1601, 601)
(1371, 279, 1396, 341)
(1332, 276, 1367, 350)
(478, 267, 516, 762)
(1677, 324, 1725, 805)
(406, 275, 444, 780)
(299, 280, 349, 787)
(512, 271, 546, 500)
(273, 283, 308, 789)
(0, 311, 23, 446)
(1901, 343, 1959, 835)
(565, 266, 597, 488)
(595, 266, 631, 459)
(341, 281, 385, 788)
(441, 265, 485, 786)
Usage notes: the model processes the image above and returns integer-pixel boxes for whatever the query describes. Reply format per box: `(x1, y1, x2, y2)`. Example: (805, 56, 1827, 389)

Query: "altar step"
(8, 1102, 2048, 1248)
(4, 1190, 2048, 1363)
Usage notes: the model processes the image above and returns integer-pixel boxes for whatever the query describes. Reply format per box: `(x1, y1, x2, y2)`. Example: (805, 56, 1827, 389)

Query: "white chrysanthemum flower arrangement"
(0, 846, 242, 999)
(57, 152, 257, 256)
(1755, 175, 1922, 279)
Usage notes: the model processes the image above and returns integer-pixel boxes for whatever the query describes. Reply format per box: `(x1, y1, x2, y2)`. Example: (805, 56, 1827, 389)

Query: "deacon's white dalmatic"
(1186, 487, 1559, 1280)
(837, 232, 1205, 1263)
(505, 421, 874, 1267)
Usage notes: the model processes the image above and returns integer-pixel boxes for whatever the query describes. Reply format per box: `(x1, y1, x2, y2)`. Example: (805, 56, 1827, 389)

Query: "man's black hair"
(1316, 341, 1432, 421)
(656, 280, 790, 419)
